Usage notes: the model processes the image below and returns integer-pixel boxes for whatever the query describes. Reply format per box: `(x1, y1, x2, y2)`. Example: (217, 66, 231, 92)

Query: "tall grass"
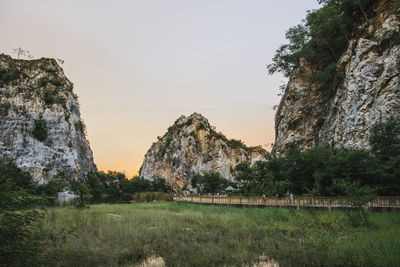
(37, 202, 400, 266)
(133, 192, 173, 202)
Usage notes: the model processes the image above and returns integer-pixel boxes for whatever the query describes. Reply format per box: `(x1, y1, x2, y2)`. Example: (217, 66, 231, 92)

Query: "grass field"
(37, 202, 400, 266)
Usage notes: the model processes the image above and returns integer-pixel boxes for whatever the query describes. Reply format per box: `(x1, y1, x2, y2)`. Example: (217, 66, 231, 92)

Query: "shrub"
(197, 122, 207, 131)
(184, 118, 193, 127)
(227, 139, 245, 149)
(334, 179, 377, 227)
(42, 89, 66, 107)
(36, 75, 64, 88)
(74, 120, 86, 135)
(370, 117, 400, 161)
(0, 67, 24, 85)
(133, 192, 173, 202)
(121, 193, 133, 202)
(0, 159, 45, 266)
(32, 116, 48, 141)
(191, 172, 231, 194)
(0, 102, 11, 117)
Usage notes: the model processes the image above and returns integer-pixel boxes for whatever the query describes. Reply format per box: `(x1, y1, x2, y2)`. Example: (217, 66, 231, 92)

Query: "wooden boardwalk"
(174, 195, 400, 210)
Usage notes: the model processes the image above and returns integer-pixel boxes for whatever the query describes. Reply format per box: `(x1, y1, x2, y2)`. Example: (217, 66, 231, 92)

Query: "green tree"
(334, 179, 376, 227)
(370, 117, 400, 161)
(54, 172, 89, 207)
(370, 117, 400, 195)
(0, 159, 44, 266)
(192, 172, 229, 194)
(268, 0, 376, 92)
(151, 178, 173, 193)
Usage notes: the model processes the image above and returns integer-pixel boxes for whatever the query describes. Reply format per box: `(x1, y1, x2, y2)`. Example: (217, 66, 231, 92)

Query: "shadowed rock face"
(140, 113, 267, 190)
(0, 54, 96, 183)
(274, 2, 400, 153)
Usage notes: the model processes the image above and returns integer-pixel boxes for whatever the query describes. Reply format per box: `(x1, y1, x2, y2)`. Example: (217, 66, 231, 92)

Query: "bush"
(36, 75, 64, 88)
(191, 172, 232, 194)
(32, 116, 48, 141)
(74, 120, 86, 135)
(370, 117, 400, 161)
(121, 193, 133, 202)
(334, 180, 376, 227)
(0, 159, 45, 266)
(0, 102, 11, 117)
(42, 89, 66, 107)
(133, 192, 173, 202)
(227, 139, 245, 149)
(0, 67, 24, 85)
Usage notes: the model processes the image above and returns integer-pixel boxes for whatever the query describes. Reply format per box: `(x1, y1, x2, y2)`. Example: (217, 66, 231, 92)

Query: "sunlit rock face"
(274, 1, 400, 153)
(0, 54, 97, 183)
(140, 113, 267, 190)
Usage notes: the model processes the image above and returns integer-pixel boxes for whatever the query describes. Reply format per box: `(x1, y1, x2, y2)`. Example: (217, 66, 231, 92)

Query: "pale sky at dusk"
(0, 0, 320, 178)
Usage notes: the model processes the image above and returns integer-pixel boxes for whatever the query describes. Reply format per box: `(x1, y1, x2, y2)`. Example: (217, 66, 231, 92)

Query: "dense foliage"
(86, 172, 172, 203)
(191, 172, 234, 194)
(37, 170, 173, 204)
(0, 160, 44, 266)
(133, 192, 173, 202)
(232, 118, 400, 197)
(32, 116, 48, 141)
(267, 0, 377, 92)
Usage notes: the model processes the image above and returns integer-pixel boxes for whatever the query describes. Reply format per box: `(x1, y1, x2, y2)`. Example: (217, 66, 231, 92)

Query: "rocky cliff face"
(274, 2, 400, 153)
(0, 54, 96, 183)
(140, 113, 267, 190)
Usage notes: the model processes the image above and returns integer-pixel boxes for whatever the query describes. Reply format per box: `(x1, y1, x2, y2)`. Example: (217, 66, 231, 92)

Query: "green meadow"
(36, 202, 400, 267)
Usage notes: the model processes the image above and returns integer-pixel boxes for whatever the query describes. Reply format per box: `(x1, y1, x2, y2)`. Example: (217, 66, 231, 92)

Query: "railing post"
(297, 199, 300, 210)
(329, 199, 332, 212)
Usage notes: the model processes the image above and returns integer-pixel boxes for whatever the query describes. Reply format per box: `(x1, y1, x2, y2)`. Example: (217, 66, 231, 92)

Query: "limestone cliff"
(0, 54, 97, 183)
(140, 113, 267, 190)
(274, 1, 400, 153)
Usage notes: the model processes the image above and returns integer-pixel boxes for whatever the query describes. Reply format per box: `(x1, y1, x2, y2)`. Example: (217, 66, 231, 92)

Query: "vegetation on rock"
(32, 116, 48, 141)
(268, 0, 379, 92)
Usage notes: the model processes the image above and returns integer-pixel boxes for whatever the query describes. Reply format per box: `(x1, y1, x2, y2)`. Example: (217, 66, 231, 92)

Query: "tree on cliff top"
(268, 0, 376, 91)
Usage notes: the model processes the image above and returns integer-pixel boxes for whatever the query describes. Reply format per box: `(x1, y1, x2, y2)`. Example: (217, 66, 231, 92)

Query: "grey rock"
(0, 54, 96, 183)
(140, 113, 267, 190)
(274, 7, 400, 153)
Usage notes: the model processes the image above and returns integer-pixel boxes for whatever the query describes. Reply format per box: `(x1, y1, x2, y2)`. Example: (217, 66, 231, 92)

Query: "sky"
(0, 0, 320, 178)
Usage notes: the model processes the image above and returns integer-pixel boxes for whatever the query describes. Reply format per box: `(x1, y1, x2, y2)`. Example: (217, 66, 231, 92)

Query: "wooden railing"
(173, 195, 400, 210)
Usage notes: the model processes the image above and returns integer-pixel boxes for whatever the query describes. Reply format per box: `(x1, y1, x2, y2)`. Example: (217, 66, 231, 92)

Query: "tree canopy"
(268, 0, 376, 92)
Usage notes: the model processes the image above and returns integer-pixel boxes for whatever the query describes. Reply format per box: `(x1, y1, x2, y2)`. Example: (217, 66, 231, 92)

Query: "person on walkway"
(263, 194, 266, 203)
(290, 193, 294, 203)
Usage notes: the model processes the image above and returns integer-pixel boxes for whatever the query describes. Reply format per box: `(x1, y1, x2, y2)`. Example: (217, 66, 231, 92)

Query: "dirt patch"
(138, 256, 165, 267)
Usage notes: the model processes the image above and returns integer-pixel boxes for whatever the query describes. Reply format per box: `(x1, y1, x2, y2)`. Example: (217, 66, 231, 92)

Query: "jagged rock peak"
(0, 53, 97, 183)
(140, 112, 267, 191)
(273, 1, 400, 153)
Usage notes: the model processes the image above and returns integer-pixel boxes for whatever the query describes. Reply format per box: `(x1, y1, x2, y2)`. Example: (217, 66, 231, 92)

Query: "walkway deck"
(174, 195, 400, 210)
